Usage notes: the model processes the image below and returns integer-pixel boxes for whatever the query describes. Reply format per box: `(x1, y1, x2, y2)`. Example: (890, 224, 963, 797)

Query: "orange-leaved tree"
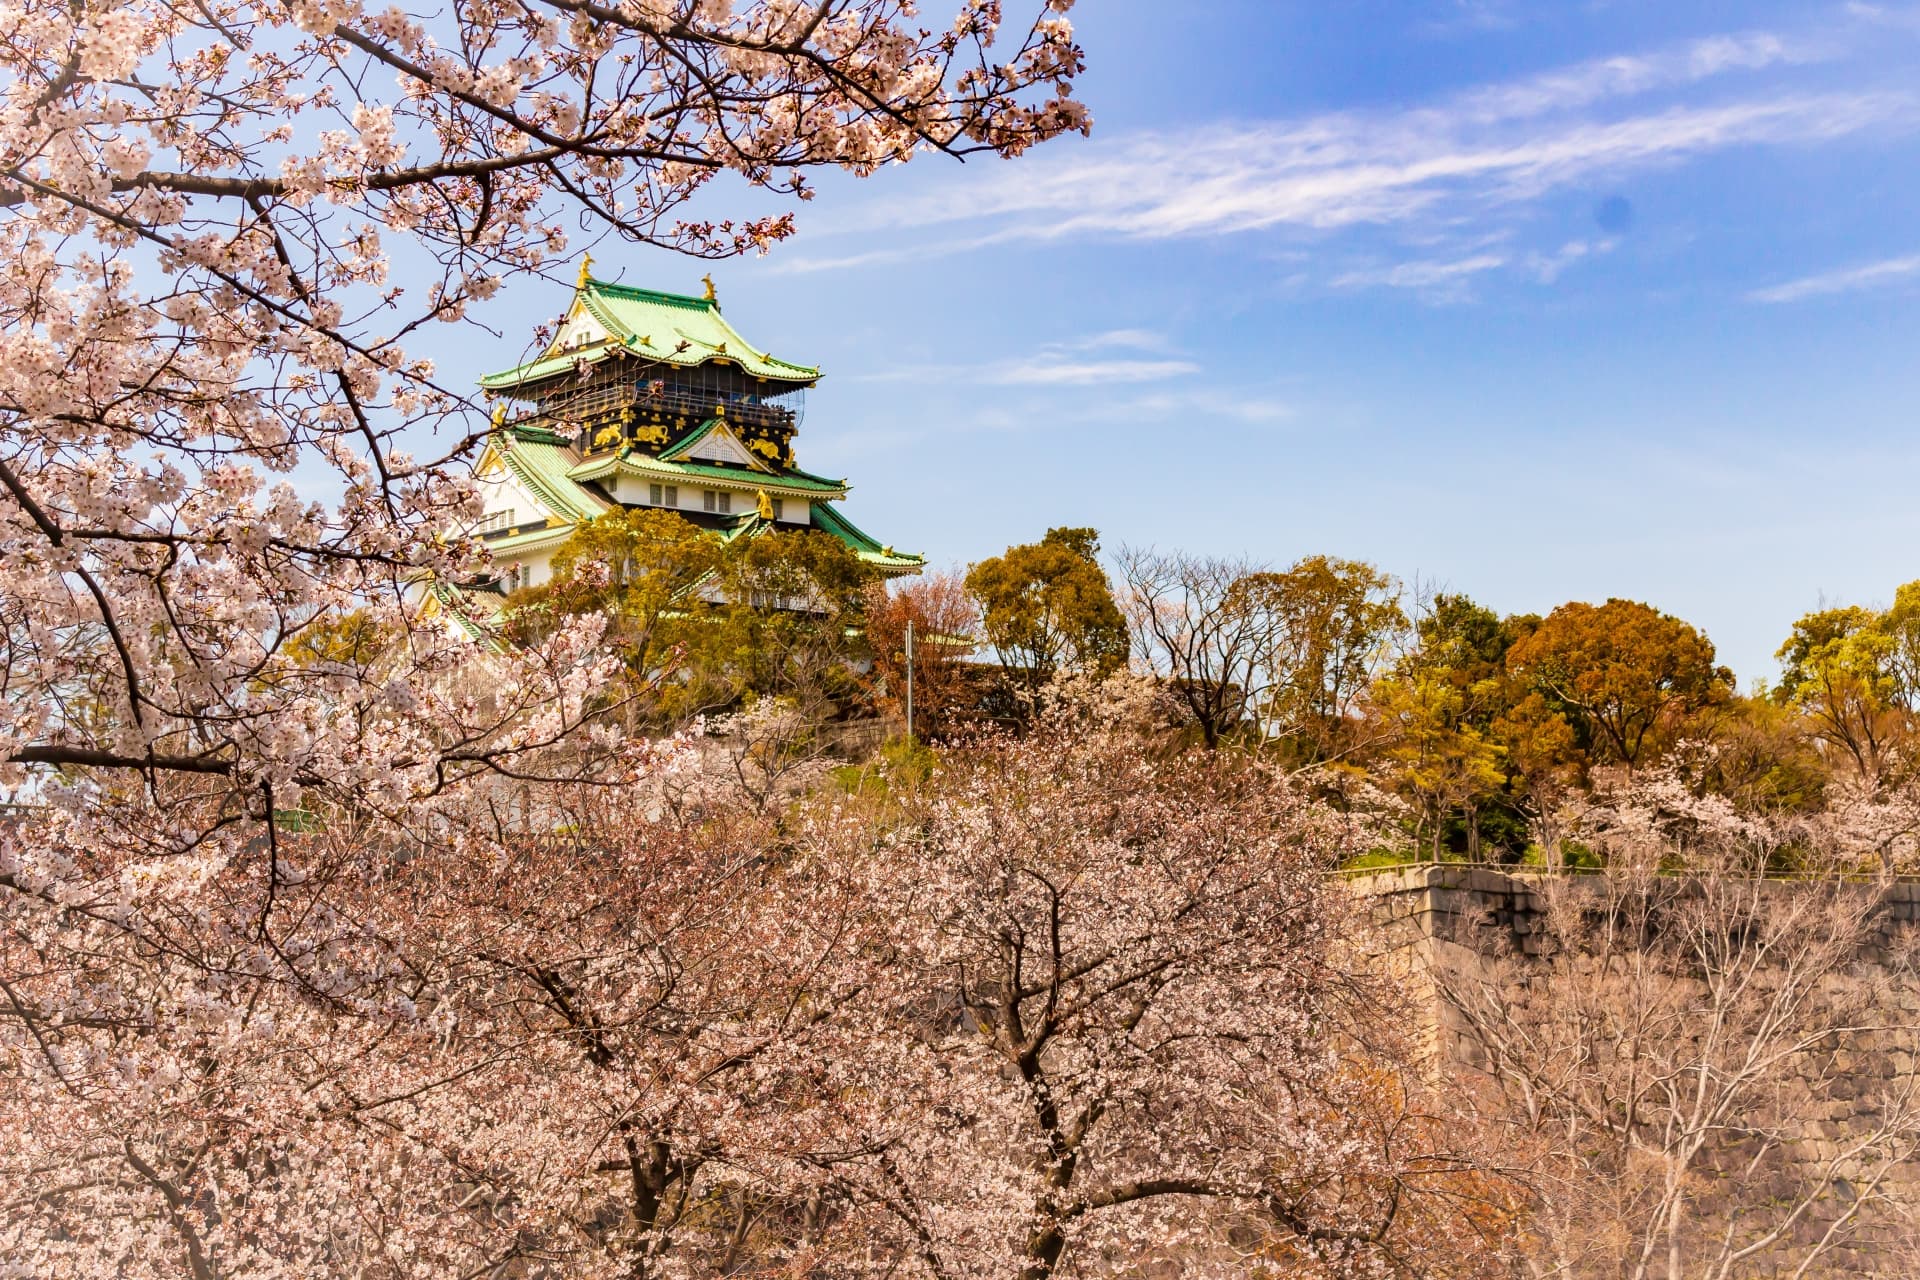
(865, 571, 982, 741)
(1506, 598, 1732, 770)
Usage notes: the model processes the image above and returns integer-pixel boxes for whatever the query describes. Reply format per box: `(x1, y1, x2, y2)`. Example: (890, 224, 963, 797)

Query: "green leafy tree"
(508, 508, 724, 674)
(965, 527, 1127, 699)
(1883, 580, 1920, 702)
(1372, 594, 1520, 857)
(1417, 594, 1512, 688)
(1770, 580, 1920, 788)
(509, 510, 876, 724)
(1491, 690, 1584, 857)
(1688, 694, 1830, 813)
(703, 527, 878, 713)
(1374, 667, 1507, 860)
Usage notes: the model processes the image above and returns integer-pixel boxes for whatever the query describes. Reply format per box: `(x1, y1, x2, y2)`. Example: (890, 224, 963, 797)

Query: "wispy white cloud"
(846, 331, 1198, 387)
(1420, 0, 1521, 36)
(1747, 253, 1920, 302)
(1325, 236, 1615, 299)
(775, 25, 1912, 300)
(823, 383, 1293, 451)
(1077, 387, 1294, 425)
(990, 356, 1199, 386)
(1845, 2, 1920, 33)
(1333, 252, 1509, 296)
(848, 92, 1902, 245)
(766, 231, 1017, 275)
(766, 244, 923, 274)
(825, 31, 1883, 244)
(1062, 328, 1164, 352)
(1439, 31, 1817, 124)
(1524, 237, 1617, 283)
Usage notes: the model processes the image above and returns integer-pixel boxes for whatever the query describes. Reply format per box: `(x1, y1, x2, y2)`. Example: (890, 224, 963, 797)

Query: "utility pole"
(904, 618, 915, 745)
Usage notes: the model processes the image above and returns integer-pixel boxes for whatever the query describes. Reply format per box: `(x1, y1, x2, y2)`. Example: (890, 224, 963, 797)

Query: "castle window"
(701, 490, 731, 514)
(649, 483, 661, 505)
(771, 498, 785, 521)
(650, 483, 684, 508)
(703, 490, 714, 512)
(478, 508, 513, 534)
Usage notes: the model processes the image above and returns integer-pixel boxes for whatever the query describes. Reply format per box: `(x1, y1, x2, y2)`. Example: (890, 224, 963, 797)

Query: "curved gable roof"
(481, 273, 819, 392)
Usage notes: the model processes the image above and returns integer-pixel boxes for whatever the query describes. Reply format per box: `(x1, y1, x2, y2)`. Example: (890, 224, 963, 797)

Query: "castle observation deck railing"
(519, 371, 806, 437)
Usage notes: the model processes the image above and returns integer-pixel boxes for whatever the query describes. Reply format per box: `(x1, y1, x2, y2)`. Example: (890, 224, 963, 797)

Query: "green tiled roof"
(656, 415, 726, 462)
(480, 350, 594, 390)
(700, 507, 923, 574)
(568, 449, 848, 496)
(507, 423, 571, 446)
(482, 523, 576, 554)
(480, 275, 819, 391)
(784, 464, 848, 489)
(498, 432, 612, 524)
(810, 502, 924, 570)
(429, 582, 504, 650)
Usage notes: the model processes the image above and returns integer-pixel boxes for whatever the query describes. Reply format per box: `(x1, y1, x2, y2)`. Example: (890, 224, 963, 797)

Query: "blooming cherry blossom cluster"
(0, 3, 1086, 1272)
(1, 680, 1516, 1278)
(0, 0, 1087, 818)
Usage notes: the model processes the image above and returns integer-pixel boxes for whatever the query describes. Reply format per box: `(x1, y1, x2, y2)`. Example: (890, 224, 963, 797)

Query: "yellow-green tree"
(702, 525, 878, 713)
(507, 510, 876, 723)
(1235, 555, 1406, 766)
(509, 508, 724, 675)
(1372, 594, 1517, 857)
(965, 527, 1127, 700)
(1687, 693, 1830, 813)
(1491, 690, 1583, 854)
(1375, 668, 1506, 859)
(1774, 604, 1907, 786)
(1771, 580, 1920, 788)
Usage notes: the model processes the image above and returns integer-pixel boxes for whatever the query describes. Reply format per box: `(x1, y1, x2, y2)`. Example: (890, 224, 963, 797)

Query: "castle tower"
(464, 264, 923, 598)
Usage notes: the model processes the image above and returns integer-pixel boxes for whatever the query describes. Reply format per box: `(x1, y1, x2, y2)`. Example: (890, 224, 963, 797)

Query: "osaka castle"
(462, 262, 922, 603)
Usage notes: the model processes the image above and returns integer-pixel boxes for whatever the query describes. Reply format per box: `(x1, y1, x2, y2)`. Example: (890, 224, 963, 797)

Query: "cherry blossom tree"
(1436, 771, 1920, 1280)
(792, 676, 1519, 1279)
(2, 6, 1087, 1271)
(0, 757, 883, 1278)
(1, 672, 1531, 1278)
(0, 0, 1086, 829)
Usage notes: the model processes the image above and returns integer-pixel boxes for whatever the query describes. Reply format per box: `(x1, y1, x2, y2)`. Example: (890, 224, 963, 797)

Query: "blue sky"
(456, 1, 1920, 685)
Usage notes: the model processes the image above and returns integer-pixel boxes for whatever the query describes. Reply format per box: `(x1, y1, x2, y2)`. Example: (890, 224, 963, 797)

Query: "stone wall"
(1349, 861, 1920, 951)
(1346, 865, 1920, 1277)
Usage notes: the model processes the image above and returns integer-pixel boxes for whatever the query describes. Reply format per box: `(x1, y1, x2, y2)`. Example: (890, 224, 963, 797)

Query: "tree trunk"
(1020, 1223, 1068, 1280)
